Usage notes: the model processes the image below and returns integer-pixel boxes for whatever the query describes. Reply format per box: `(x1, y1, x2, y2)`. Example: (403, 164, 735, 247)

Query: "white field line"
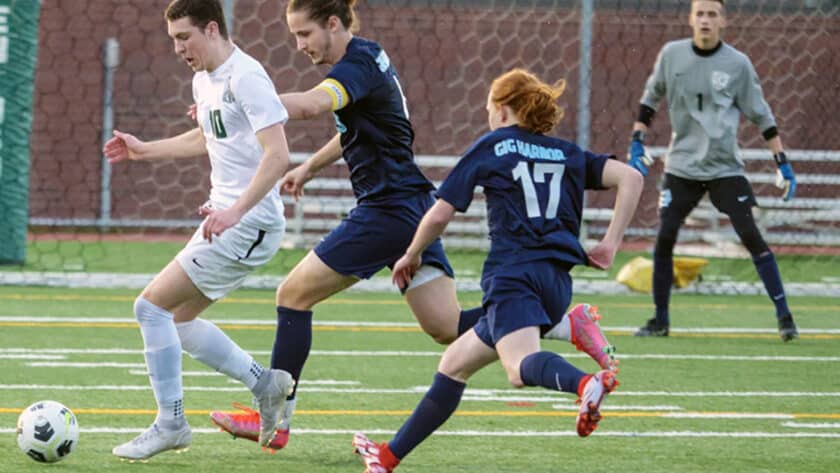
(1, 427, 839, 438)
(14, 351, 840, 363)
(2, 384, 840, 399)
(3, 316, 840, 335)
(781, 422, 840, 429)
(0, 354, 65, 360)
(126, 370, 360, 386)
(663, 413, 793, 419)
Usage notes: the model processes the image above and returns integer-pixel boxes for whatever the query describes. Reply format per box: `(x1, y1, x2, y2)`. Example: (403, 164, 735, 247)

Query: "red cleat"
(576, 370, 619, 437)
(210, 402, 290, 450)
(353, 432, 399, 473)
(568, 304, 618, 371)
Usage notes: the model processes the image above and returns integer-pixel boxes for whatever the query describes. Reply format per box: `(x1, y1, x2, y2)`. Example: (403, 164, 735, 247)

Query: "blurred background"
(2, 0, 839, 293)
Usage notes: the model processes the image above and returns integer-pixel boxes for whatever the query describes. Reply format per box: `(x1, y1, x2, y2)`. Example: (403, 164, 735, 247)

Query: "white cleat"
(255, 369, 295, 447)
(112, 423, 192, 461)
(576, 370, 619, 437)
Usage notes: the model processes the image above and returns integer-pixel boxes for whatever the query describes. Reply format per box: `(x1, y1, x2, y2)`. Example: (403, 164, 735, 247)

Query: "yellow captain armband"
(315, 78, 350, 111)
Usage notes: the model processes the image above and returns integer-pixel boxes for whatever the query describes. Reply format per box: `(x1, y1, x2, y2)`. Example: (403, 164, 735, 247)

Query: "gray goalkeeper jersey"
(640, 39, 776, 180)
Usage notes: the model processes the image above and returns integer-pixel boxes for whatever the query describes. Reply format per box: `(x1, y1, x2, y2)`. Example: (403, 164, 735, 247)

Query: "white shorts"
(175, 219, 284, 301)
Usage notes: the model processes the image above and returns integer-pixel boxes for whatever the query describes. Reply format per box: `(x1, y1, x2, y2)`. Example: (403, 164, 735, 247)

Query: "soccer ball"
(16, 400, 80, 463)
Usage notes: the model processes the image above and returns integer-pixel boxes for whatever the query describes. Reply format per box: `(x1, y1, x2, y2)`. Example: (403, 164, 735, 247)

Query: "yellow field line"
(1, 407, 838, 419)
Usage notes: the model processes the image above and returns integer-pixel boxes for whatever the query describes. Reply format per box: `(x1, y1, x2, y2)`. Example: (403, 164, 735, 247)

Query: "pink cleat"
(210, 403, 290, 450)
(353, 432, 399, 473)
(576, 370, 619, 437)
(568, 304, 618, 371)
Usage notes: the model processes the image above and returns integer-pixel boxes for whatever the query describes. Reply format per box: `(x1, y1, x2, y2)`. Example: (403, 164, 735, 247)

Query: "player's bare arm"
(392, 200, 457, 289)
(201, 122, 291, 241)
(279, 86, 335, 120)
(103, 127, 206, 164)
(587, 159, 644, 270)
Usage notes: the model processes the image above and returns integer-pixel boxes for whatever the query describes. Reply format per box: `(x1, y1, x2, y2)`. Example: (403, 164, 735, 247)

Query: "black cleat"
(634, 317, 669, 337)
(778, 314, 799, 342)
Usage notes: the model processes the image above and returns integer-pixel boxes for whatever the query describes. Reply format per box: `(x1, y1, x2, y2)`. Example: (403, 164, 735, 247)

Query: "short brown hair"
(287, 0, 359, 32)
(490, 69, 566, 134)
(165, 0, 229, 40)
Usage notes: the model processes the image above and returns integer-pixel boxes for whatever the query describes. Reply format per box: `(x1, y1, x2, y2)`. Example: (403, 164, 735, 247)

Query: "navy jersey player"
(353, 68, 644, 472)
(208, 0, 485, 450)
(627, 0, 799, 341)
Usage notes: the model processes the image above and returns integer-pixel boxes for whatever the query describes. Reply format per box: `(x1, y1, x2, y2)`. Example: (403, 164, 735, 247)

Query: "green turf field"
(1, 286, 839, 472)
(6, 239, 840, 283)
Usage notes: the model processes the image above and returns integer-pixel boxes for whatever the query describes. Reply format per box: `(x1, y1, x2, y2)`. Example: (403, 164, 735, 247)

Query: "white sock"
(176, 318, 265, 392)
(543, 313, 571, 341)
(278, 398, 297, 430)
(134, 296, 185, 430)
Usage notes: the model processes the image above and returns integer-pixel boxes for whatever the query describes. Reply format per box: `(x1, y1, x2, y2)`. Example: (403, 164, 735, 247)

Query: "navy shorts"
(473, 260, 573, 348)
(314, 193, 454, 280)
(660, 173, 756, 220)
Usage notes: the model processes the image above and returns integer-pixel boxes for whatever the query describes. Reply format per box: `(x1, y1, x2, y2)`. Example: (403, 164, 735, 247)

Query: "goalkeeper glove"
(628, 130, 654, 177)
(774, 152, 796, 201)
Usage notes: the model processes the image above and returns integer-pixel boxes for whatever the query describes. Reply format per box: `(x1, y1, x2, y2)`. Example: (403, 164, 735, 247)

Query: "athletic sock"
(388, 372, 465, 459)
(519, 351, 586, 394)
(175, 318, 266, 392)
(134, 296, 185, 430)
(652, 251, 673, 326)
(271, 306, 313, 399)
(753, 251, 791, 319)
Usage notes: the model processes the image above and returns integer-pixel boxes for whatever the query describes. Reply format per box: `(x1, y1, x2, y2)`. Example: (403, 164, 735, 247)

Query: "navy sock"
(457, 307, 484, 336)
(271, 306, 313, 398)
(389, 372, 465, 459)
(519, 351, 585, 394)
(652, 251, 673, 326)
(753, 252, 790, 319)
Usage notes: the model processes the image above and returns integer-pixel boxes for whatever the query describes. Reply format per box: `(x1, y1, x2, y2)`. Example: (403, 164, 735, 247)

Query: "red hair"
(490, 68, 566, 134)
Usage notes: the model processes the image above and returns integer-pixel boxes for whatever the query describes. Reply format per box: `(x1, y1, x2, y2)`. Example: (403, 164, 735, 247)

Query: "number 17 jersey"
(436, 125, 611, 272)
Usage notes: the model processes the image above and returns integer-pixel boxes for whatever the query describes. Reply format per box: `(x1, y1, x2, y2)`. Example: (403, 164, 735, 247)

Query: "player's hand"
(586, 240, 618, 270)
(280, 163, 312, 201)
(187, 104, 198, 121)
(199, 205, 242, 243)
(103, 130, 147, 164)
(392, 253, 422, 291)
(774, 152, 796, 201)
(627, 130, 653, 177)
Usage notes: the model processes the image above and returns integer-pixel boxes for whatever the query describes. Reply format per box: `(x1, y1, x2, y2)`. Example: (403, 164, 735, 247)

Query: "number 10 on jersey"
(512, 161, 566, 219)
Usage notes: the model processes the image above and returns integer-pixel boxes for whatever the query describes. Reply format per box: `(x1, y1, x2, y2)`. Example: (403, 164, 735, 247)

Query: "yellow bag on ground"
(616, 256, 708, 293)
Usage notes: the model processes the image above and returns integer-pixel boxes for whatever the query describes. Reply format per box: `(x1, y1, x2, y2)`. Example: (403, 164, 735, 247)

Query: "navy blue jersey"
(326, 37, 434, 203)
(436, 125, 611, 272)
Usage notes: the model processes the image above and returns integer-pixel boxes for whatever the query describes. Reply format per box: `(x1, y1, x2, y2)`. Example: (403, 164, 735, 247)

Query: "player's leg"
(709, 176, 798, 341)
(637, 174, 705, 336)
(354, 328, 498, 472)
(112, 259, 202, 460)
(403, 262, 483, 344)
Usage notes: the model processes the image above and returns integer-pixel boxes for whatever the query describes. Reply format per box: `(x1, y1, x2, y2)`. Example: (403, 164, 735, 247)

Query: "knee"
(427, 329, 456, 346)
(275, 280, 310, 310)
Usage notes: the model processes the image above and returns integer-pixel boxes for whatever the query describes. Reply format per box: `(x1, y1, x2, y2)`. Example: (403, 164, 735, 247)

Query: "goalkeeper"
(627, 0, 798, 341)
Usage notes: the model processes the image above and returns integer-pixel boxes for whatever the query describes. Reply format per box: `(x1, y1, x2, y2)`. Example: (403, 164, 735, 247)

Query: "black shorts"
(659, 173, 756, 221)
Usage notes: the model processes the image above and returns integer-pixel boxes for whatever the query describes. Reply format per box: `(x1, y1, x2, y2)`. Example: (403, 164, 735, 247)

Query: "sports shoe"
(576, 370, 619, 437)
(112, 423, 191, 461)
(255, 369, 295, 447)
(634, 317, 669, 337)
(567, 304, 618, 371)
(210, 402, 291, 450)
(778, 314, 799, 342)
(353, 432, 399, 473)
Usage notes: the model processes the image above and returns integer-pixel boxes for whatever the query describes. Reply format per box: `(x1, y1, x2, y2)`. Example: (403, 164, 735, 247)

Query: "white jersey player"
(103, 0, 294, 461)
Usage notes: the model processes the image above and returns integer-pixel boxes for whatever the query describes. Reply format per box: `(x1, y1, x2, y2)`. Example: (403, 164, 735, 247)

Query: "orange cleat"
(210, 403, 290, 450)
(352, 432, 399, 473)
(576, 370, 619, 437)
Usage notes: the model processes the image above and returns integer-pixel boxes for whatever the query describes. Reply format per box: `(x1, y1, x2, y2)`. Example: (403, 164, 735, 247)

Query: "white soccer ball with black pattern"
(16, 400, 80, 463)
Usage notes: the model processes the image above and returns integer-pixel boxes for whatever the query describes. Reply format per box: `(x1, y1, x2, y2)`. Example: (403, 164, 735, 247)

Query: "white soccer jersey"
(193, 46, 288, 230)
